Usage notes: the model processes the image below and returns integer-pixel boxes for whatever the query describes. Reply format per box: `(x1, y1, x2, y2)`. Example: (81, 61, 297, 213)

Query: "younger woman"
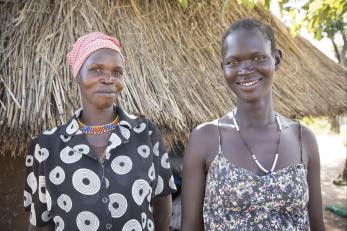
(181, 19, 324, 230)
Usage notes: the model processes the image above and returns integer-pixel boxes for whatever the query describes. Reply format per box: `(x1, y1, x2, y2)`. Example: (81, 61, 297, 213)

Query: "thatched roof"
(1, 0, 346, 157)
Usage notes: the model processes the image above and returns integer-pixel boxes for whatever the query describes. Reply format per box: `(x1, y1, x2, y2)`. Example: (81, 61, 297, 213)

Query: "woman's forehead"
(85, 48, 123, 65)
(223, 29, 271, 55)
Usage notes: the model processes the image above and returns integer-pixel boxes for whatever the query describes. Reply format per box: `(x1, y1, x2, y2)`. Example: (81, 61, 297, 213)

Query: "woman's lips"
(95, 91, 117, 96)
(236, 78, 262, 88)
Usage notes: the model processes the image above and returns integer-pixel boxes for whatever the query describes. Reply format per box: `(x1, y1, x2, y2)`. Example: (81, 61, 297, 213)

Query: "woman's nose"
(101, 71, 115, 83)
(237, 60, 254, 75)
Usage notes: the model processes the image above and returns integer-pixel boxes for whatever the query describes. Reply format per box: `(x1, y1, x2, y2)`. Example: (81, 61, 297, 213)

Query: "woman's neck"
(233, 97, 275, 128)
(80, 104, 116, 126)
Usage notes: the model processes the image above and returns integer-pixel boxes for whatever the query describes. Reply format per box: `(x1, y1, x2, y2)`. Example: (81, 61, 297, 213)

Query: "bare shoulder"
(193, 119, 219, 139)
(300, 124, 319, 161)
(185, 119, 219, 162)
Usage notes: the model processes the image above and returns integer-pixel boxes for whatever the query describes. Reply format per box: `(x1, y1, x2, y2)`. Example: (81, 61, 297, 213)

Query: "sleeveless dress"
(203, 122, 310, 230)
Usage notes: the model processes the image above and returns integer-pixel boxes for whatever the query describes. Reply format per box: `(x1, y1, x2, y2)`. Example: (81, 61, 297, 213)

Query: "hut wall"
(0, 156, 27, 230)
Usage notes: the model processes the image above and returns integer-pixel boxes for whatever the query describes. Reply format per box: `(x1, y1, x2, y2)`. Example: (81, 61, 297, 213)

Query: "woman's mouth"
(237, 78, 262, 88)
(95, 91, 117, 96)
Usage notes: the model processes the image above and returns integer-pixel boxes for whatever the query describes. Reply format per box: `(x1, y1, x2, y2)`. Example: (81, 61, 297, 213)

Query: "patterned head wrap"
(67, 32, 124, 78)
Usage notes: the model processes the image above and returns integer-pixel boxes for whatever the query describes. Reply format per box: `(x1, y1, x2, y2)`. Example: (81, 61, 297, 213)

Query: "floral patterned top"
(203, 122, 310, 231)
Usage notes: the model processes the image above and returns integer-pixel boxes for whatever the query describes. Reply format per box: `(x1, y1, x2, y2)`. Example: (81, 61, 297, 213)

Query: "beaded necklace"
(77, 115, 120, 135)
(232, 108, 282, 174)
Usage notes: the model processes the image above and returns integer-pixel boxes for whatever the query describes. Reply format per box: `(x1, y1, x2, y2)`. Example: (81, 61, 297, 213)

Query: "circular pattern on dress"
(49, 166, 65, 185)
(133, 123, 146, 133)
(76, 211, 99, 231)
(155, 176, 164, 196)
(161, 153, 170, 169)
(122, 219, 142, 231)
(60, 145, 87, 164)
(60, 134, 72, 142)
(34, 144, 49, 163)
(119, 120, 131, 128)
(72, 169, 101, 195)
(24, 190, 32, 207)
(66, 119, 79, 134)
(111, 156, 133, 175)
(38, 176, 46, 203)
(43, 127, 57, 135)
(124, 111, 138, 120)
(25, 155, 33, 167)
(46, 190, 52, 211)
(120, 126, 130, 139)
(57, 194, 73, 212)
(153, 142, 159, 156)
(27, 172, 37, 194)
(42, 210, 52, 222)
(148, 163, 155, 181)
(53, 216, 65, 231)
(106, 133, 122, 154)
(108, 193, 127, 218)
(105, 177, 110, 188)
(137, 145, 150, 158)
(147, 219, 154, 231)
(169, 175, 177, 190)
(29, 203, 36, 226)
(132, 179, 151, 205)
(141, 212, 147, 228)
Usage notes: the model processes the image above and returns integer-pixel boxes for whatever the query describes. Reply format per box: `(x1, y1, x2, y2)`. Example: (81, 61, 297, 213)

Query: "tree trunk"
(328, 115, 340, 133)
(342, 158, 347, 180)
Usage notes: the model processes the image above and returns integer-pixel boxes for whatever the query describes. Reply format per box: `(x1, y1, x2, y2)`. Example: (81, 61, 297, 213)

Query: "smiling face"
(78, 48, 125, 110)
(222, 29, 281, 103)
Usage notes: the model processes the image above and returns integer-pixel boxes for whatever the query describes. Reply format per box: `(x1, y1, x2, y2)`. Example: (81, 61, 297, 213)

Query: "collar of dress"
(58, 105, 142, 138)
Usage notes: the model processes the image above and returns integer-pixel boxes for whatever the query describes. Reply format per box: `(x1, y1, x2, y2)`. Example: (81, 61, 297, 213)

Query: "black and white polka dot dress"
(24, 106, 177, 230)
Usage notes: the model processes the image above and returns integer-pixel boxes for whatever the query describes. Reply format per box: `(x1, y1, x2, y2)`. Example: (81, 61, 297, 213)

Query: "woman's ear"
(274, 48, 283, 70)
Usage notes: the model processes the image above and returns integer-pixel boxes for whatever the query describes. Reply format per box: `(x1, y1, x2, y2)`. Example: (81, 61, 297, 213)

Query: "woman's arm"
(302, 126, 325, 231)
(181, 127, 210, 231)
(152, 195, 172, 231)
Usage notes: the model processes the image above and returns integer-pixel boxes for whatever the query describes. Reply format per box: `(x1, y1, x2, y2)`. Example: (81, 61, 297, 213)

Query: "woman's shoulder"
(193, 119, 219, 137)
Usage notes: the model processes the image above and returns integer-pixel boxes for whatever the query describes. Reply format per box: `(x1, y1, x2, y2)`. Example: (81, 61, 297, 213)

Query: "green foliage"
(278, 0, 347, 41)
(178, 0, 189, 9)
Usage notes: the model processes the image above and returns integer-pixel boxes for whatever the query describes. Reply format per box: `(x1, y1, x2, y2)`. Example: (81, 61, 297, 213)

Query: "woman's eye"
(253, 56, 266, 61)
(226, 60, 239, 66)
(113, 71, 123, 76)
(91, 68, 102, 73)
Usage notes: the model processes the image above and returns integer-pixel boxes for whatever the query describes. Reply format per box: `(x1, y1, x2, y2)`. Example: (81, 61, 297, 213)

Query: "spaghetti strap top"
(203, 120, 310, 230)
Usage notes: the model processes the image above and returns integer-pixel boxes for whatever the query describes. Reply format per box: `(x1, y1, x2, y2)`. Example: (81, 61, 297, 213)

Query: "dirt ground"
(318, 134, 347, 231)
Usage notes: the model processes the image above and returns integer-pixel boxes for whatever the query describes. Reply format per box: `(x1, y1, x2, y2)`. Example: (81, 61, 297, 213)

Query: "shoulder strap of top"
(217, 119, 222, 154)
(298, 122, 304, 164)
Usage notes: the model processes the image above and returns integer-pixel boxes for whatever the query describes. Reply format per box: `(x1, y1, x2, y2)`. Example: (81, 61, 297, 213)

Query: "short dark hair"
(221, 18, 276, 56)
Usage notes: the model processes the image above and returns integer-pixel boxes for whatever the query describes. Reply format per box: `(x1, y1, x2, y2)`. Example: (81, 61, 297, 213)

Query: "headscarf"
(67, 32, 124, 78)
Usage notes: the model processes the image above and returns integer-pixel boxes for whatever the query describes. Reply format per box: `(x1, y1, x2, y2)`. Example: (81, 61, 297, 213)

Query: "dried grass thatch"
(1, 0, 346, 157)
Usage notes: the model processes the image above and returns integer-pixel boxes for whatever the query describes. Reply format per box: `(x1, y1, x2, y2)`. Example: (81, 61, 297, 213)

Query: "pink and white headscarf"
(67, 32, 124, 78)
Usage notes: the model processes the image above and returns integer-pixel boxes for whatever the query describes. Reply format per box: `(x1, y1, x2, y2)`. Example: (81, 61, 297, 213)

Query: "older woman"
(24, 32, 176, 231)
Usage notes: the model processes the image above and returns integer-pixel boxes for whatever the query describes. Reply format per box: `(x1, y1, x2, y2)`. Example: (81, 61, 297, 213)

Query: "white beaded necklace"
(232, 108, 282, 174)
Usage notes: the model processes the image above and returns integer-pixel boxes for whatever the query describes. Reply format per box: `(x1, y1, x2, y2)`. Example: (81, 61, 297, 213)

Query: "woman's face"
(222, 29, 280, 103)
(78, 48, 125, 109)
